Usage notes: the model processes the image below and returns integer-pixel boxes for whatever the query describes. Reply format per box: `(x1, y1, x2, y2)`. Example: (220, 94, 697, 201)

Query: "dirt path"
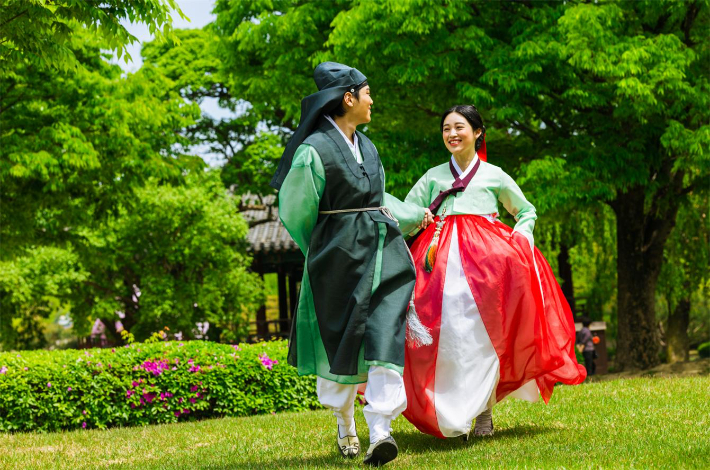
(591, 357, 710, 382)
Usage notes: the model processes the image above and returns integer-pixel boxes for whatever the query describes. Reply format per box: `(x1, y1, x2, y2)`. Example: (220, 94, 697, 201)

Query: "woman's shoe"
(473, 409, 494, 436)
(363, 436, 398, 466)
(337, 428, 360, 459)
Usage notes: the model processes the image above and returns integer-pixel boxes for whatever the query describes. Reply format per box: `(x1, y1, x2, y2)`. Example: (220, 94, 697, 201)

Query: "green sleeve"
(404, 172, 432, 208)
(498, 170, 537, 238)
(278, 145, 326, 255)
(384, 193, 425, 235)
(380, 163, 425, 235)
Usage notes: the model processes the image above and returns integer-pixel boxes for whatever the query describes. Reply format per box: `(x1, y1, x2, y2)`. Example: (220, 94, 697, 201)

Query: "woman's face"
(349, 85, 372, 124)
(442, 112, 481, 157)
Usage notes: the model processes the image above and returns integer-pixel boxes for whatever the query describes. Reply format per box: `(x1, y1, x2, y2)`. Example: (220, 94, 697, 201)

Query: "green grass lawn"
(2, 376, 708, 469)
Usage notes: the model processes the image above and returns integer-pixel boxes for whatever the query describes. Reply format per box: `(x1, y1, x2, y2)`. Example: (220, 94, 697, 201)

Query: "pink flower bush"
(140, 359, 170, 376)
(0, 340, 317, 432)
(142, 392, 157, 404)
(258, 353, 278, 370)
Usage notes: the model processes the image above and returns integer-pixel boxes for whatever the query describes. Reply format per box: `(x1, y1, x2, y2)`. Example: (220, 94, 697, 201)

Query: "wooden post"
(557, 242, 576, 314)
(287, 271, 298, 333)
(256, 305, 267, 338)
(278, 267, 288, 335)
(256, 272, 267, 338)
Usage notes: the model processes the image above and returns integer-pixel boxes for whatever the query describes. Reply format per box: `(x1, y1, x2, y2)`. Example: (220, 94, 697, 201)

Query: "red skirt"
(403, 215, 586, 438)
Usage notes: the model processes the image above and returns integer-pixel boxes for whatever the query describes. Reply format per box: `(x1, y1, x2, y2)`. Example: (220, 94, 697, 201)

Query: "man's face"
(350, 85, 372, 125)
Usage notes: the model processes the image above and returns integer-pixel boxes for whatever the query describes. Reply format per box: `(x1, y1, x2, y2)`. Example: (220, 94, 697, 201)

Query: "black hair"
(581, 316, 592, 327)
(329, 80, 369, 118)
(440, 104, 486, 152)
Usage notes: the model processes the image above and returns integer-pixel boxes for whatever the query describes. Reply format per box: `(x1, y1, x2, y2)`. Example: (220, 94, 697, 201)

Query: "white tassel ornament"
(406, 298, 432, 348)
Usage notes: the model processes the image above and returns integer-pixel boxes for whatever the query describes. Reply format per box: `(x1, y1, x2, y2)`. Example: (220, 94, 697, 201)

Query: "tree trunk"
(101, 317, 122, 344)
(666, 296, 691, 363)
(613, 186, 679, 370)
(557, 241, 576, 315)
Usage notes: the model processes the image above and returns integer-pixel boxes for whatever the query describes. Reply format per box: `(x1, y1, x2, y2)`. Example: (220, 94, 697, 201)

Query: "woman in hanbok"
(402, 104, 586, 440)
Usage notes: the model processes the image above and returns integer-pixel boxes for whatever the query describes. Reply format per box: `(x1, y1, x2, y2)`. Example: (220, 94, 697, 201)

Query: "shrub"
(698, 342, 710, 359)
(0, 340, 319, 432)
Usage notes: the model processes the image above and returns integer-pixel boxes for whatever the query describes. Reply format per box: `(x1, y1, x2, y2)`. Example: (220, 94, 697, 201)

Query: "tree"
(79, 173, 263, 343)
(1, 26, 262, 347)
(213, 0, 710, 369)
(658, 193, 710, 362)
(0, 246, 88, 350)
(0, 0, 184, 74)
(1, 28, 203, 255)
(140, 27, 282, 199)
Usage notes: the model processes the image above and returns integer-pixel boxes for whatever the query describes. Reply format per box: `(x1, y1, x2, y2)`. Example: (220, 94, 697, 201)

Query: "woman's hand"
(419, 208, 435, 230)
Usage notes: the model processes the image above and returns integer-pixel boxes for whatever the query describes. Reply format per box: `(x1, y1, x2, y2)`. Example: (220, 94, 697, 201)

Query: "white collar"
(451, 154, 480, 179)
(324, 114, 360, 155)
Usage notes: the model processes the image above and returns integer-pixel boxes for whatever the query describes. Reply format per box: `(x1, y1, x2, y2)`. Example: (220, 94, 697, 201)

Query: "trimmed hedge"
(0, 340, 319, 432)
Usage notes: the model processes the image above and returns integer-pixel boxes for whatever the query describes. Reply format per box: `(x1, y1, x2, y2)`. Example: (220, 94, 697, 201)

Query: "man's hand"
(419, 208, 435, 230)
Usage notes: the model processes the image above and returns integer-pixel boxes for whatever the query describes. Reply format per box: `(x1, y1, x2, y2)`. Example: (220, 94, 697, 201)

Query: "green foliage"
(141, 28, 225, 104)
(1, 25, 262, 348)
(219, 131, 282, 195)
(658, 193, 710, 316)
(213, 0, 350, 130)
(78, 173, 264, 343)
(0, 340, 319, 432)
(1, 28, 203, 254)
(698, 342, 710, 358)
(0, 247, 89, 350)
(0, 0, 185, 74)
(140, 27, 282, 197)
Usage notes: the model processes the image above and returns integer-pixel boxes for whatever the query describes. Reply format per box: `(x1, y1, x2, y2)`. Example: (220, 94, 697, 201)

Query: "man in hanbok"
(271, 62, 432, 466)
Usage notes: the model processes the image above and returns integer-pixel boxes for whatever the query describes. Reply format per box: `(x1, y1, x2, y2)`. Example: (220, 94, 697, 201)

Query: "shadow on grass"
(200, 455, 364, 469)
(198, 425, 557, 469)
(396, 424, 557, 455)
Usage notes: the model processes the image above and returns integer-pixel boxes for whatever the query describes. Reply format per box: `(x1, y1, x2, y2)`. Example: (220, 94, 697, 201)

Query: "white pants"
(316, 366, 407, 443)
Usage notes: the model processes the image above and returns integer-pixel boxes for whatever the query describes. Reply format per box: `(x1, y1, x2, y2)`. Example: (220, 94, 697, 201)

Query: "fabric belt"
(319, 206, 399, 225)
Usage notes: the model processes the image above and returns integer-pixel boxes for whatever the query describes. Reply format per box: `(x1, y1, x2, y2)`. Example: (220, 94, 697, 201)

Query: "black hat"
(270, 62, 367, 190)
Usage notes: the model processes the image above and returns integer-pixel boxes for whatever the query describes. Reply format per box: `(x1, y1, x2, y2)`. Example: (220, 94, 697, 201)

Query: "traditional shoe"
(337, 429, 360, 459)
(363, 436, 398, 466)
(473, 408, 494, 436)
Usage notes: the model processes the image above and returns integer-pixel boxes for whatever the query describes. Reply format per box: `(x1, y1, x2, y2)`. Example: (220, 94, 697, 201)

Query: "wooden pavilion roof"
(242, 195, 303, 273)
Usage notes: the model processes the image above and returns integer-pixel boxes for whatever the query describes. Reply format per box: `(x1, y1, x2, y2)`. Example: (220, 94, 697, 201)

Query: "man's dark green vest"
(287, 118, 416, 376)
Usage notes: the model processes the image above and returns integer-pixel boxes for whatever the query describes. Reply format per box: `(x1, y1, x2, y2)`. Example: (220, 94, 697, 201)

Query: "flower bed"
(0, 340, 319, 432)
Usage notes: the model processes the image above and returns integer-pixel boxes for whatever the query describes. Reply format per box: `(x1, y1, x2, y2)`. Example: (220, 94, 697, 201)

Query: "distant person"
(401, 104, 587, 440)
(271, 62, 432, 466)
(576, 316, 596, 377)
